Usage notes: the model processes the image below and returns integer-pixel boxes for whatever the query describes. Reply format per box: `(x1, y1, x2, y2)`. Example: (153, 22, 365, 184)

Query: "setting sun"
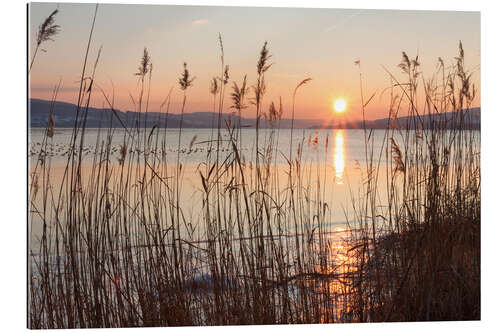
(334, 99, 347, 113)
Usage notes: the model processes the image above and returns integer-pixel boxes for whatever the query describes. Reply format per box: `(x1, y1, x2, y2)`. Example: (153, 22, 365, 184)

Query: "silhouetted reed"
(28, 7, 479, 327)
(29, 8, 60, 72)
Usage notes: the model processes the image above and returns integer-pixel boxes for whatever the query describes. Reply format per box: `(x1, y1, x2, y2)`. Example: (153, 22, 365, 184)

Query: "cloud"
(192, 19, 209, 25)
(324, 11, 362, 33)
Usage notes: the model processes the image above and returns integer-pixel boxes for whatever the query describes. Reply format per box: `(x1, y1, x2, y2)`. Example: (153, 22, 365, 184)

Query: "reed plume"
(210, 77, 219, 95)
(390, 137, 405, 173)
(266, 98, 283, 126)
(46, 114, 54, 138)
(179, 62, 196, 90)
(257, 41, 272, 75)
(118, 144, 127, 165)
(30, 9, 61, 72)
(135, 47, 151, 77)
(230, 75, 248, 111)
(253, 41, 272, 109)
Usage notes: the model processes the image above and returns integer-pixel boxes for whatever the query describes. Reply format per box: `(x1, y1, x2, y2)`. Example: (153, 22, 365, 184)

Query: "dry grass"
(345, 42, 480, 322)
(28, 6, 479, 328)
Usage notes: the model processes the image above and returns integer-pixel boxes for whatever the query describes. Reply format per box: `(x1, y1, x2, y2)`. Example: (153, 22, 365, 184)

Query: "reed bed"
(28, 7, 479, 328)
(345, 43, 480, 322)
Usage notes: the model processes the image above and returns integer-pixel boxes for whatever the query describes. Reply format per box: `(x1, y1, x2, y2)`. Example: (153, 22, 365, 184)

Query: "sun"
(334, 99, 347, 113)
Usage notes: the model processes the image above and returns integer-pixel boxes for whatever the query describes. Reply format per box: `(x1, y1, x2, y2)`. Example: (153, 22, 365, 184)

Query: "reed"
(29, 8, 60, 73)
(344, 41, 480, 322)
(28, 7, 479, 327)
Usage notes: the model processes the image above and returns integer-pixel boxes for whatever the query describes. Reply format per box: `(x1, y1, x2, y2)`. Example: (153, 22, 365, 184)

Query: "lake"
(29, 127, 391, 244)
(28, 125, 480, 325)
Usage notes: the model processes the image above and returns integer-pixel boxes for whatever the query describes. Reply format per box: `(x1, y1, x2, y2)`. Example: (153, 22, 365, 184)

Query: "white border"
(1, 0, 499, 332)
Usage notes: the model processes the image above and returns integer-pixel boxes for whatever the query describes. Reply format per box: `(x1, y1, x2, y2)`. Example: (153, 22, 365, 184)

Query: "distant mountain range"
(29, 98, 480, 130)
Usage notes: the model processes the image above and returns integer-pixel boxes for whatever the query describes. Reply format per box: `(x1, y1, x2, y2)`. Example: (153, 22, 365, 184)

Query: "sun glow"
(333, 99, 347, 113)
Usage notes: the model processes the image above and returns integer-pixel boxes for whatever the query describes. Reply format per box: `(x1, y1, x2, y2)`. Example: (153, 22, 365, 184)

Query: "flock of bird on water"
(29, 141, 249, 160)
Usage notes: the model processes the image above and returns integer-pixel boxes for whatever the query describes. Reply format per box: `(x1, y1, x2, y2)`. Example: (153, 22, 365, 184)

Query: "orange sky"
(29, 3, 480, 121)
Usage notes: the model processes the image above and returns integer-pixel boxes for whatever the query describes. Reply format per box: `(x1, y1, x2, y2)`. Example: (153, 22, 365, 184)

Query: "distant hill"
(28, 98, 325, 129)
(366, 108, 480, 130)
(29, 98, 480, 130)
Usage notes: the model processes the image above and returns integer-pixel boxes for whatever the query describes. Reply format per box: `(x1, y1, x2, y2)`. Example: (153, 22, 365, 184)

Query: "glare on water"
(333, 130, 345, 184)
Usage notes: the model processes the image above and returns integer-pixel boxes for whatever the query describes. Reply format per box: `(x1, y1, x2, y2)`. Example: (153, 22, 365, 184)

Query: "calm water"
(29, 127, 385, 200)
(29, 127, 386, 167)
(28, 126, 480, 266)
(28, 127, 394, 250)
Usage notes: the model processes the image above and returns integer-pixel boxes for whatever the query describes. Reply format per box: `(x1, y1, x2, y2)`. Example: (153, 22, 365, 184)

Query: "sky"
(29, 2, 480, 121)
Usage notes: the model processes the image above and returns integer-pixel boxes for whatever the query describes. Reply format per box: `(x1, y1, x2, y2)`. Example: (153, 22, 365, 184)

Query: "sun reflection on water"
(311, 230, 358, 323)
(333, 130, 345, 184)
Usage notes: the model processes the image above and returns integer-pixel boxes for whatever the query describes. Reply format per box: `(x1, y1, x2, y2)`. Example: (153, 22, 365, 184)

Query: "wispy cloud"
(192, 19, 209, 25)
(324, 11, 362, 33)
